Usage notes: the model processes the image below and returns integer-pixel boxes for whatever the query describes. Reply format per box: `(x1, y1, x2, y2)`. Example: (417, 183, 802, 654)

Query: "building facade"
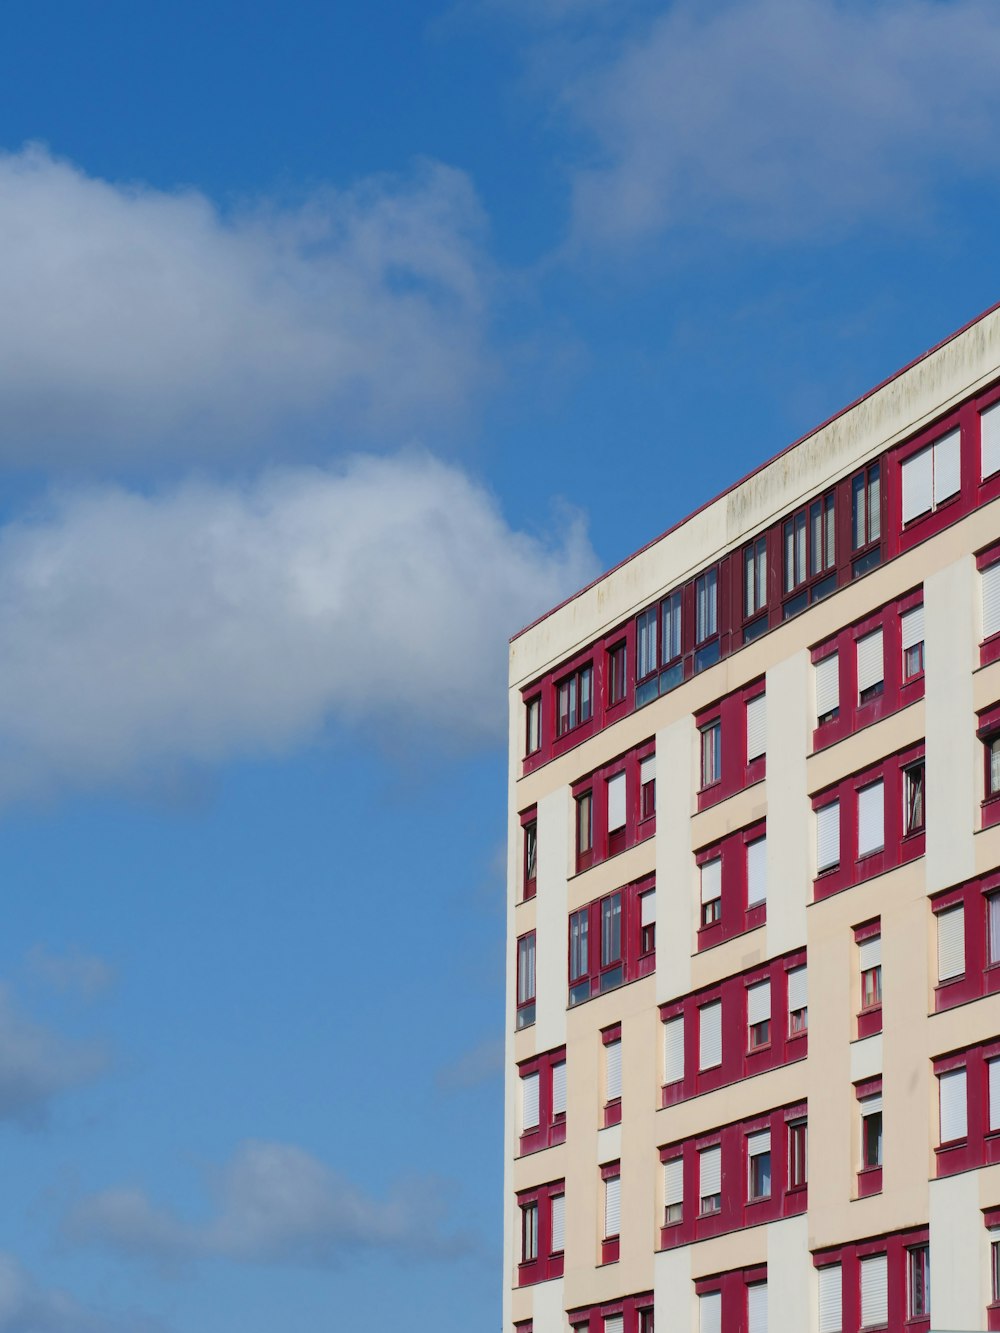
(503, 304, 1000, 1333)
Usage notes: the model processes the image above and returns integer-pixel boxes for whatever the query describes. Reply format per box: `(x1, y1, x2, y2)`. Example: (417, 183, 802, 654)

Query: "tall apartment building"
(503, 303, 1000, 1333)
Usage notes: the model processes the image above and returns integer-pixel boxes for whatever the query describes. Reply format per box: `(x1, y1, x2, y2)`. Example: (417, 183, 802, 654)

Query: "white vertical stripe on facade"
(700, 1145, 721, 1196)
(606, 1039, 622, 1101)
(857, 781, 884, 856)
(859, 1254, 888, 1327)
(856, 628, 884, 695)
(989, 1058, 1000, 1132)
(983, 401, 1000, 478)
(550, 1192, 565, 1253)
(935, 427, 962, 500)
(816, 801, 840, 870)
(929, 1172, 984, 1332)
(815, 653, 840, 720)
(701, 858, 722, 903)
(664, 1157, 683, 1207)
(551, 1059, 566, 1115)
(765, 651, 810, 958)
(939, 1067, 968, 1143)
(818, 1265, 842, 1332)
(857, 935, 881, 971)
(983, 561, 1000, 640)
(902, 446, 933, 521)
(664, 1015, 685, 1084)
(607, 771, 626, 832)
(746, 693, 767, 761)
(900, 603, 924, 651)
(747, 1282, 768, 1333)
(699, 1001, 722, 1070)
(786, 965, 807, 1012)
(521, 1071, 539, 1130)
(533, 787, 570, 1053)
(656, 718, 695, 1004)
(747, 980, 771, 1025)
(698, 1291, 721, 1333)
(747, 837, 767, 906)
(641, 890, 656, 926)
(604, 1173, 621, 1238)
(937, 904, 965, 981)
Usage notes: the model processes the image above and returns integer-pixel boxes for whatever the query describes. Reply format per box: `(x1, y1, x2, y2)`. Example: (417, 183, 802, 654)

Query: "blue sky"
(1, 1, 1000, 1329)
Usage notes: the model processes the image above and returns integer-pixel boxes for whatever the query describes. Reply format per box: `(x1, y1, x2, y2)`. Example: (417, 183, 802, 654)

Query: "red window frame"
(812, 1227, 930, 1333)
(782, 489, 837, 619)
(856, 1075, 883, 1198)
(660, 949, 806, 1106)
(658, 1102, 806, 1250)
(931, 872, 1000, 1012)
(600, 1160, 620, 1265)
(515, 1179, 565, 1285)
(571, 739, 656, 874)
(742, 533, 771, 638)
(979, 700, 1000, 828)
(695, 680, 766, 811)
(517, 1046, 567, 1156)
(980, 539, 1000, 667)
(811, 742, 925, 900)
(854, 918, 883, 1037)
(930, 1043, 1000, 1177)
(567, 1293, 653, 1333)
(787, 1116, 807, 1192)
(693, 1265, 768, 1333)
(516, 931, 536, 1030)
(695, 818, 767, 949)
(851, 461, 883, 576)
(602, 1023, 622, 1128)
(568, 874, 655, 1008)
(524, 694, 541, 758)
(607, 639, 627, 707)
(556, 662, 594, 738)
(520, 806, 537, 900)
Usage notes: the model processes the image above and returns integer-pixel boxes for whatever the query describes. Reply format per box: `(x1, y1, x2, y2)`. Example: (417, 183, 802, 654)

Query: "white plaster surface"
(849, 1033, 883, 1083)
(929, 1171, 984, 1331)
(764, 651, 810, 957)
(654, 1246, 692, 1331)
(529, 1278, 565, 1333)
(766, 1215, 811, 1333)
(596, 1123, 622, 1163)
(656, 717, 696, 1005)
(535, 786, 569, 1053)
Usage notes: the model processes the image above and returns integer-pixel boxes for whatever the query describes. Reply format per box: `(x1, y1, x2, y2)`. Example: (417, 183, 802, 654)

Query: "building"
(503, 302, 1000, 1333)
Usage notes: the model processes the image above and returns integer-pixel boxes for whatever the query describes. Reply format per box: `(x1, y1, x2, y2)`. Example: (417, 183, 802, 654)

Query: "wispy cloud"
(0, 145, 492, 461)
(26, 947, 116, 1000)
(0, 452, 596, 803)
(562, 0, 1000, 246)
(0, 1252, 164, 1332)
(65, 1139, 467, 1268)
(0, 985, 108, 1127)
(436, 1036, 504, 1091)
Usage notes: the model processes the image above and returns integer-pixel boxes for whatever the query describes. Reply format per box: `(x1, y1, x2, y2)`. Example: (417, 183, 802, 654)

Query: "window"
(984, 557, 1000, 641)
(908, 1244, 930, 1318)
(604, 1028, 622, 1121)
(787, 966, 808, 1034)
(518, 1049, 567, 1153)
(696, 570, 717, 643)
(576, 791, 593, 860)
(816, 800, 841, 872)
(987, 734, 1000, 798)
(746, 836, 767, 911)
(699, 1001, 722, 1071)
(937, 904, 965, 982)
(701, 858, 722, 926)
(903, 762, 925, 835)
(523, 818, 537, 898)
(989, 892, 1000, 966)
(601, 892, 622, 980)
(664, 1014, 684, 1086)
(567, 878, 654, 1006)
(857, 780, 884, 857)
(699, 1145, 721, 1213)
(516, 933, 535, 1029)
(984, 401, 1000, 478)
(602, 1163, 621, 1242)
(747, 980, 771, 1051)
(901, 603, 925, 679)
(901, 428, 961, 523)
(788, 1118, 807, 1189)
(744, 537, 768, 618)
(859, 934, 882, 1010)
(815, 652, 840, 724)
(636, 592, 683, 704)
(746, 693, 767, 764)
(852, 463, 881, 552)
(784, 493, 835, 604)
(607, 772, 626, 854)
(818, 1264, 842, 1333)
(525, 696, 541, 755)
(856, 628, 884, 703)
(992, 1229, 1000, 1305)
(640, 889, 656, 955)
(640, 755, 656, 820)
(747, 1130, 771, 1200)
(699, 1291, 721, 1333)
(663, 1156, 683, 1225)
(860, 1093, 883, 1169)
(701, 720, 721, 788)
(521, 1201, 538, 1262)
(746, 1282, 768, 1333)
(556, 664, 593, 737)
(550, 1192, 565, 1254)
(938, 1066, 968, 1143)
(638, 1311, 654, 1333)
(859, 1253, 888, 1329)
(569, 909, 589, 1006)
(607, 641, 626, 706)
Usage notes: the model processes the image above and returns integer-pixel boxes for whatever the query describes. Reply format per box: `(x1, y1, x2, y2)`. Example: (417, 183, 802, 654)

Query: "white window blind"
(699, 1291, 721, 1333)
(859, 1091, 882, 1118)
(606, 1039, 622, 1101)
(984, 561, 1000, 640)
(787, 965, 808, 1012)
(902, 446, 933, 522)
(990, 1058, 1000, 1133)
(858, 935, 881, 971)
(664, 1157, 683, 1207)
(939, 1067, 968, 1143)
(857, 781, 884, 857)
(935, 428, 962, 501)
(747, 837, 767, 907)
(640, 890, 656, 926)
(640, 755, 656, 786)
(604, 1316, 623, 1333)
(699, 1001, 722, 1070)
(818, 1264, 843, 1333)
(860, 1254, 888, 1328)
(550, 1193, 565, 1252)
(815, 652, 840, 720)
(700, 1145, 721, 1196)
(817, 801, 840, 871)
(746, 694, 767, 761)
(990, 894, 1000, 964)
(604, 1173, 621, 1238)
(552, 1060, 566, 1115)
(747, 980, 771, 1026)
(607, 772, 626, 832)
(900, 604, 924, 651)
(701, 858, 722, 903)
(747, 1282, 768, 1333)
(937, 904, 965, 981)
(747, 1129, 771, 1157)
(984, 401, 1000, 479)
(521, 1072, 539, 1130)
(664, 1015, 685, 1084)
(856, 628, 884, 696)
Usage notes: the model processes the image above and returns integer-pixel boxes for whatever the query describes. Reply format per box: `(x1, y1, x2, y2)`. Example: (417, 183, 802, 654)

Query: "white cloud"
(565, 0, 1000, 245)
(26, 947, 116, 1000)
(0, 453, 596, 802)
(0, 985, 108, 1126)
(0, 1252, 163, 1332)
(0, 145, 491, 460)
(66, 1140, 464, 1267)
(436, 1035, 505, 1091)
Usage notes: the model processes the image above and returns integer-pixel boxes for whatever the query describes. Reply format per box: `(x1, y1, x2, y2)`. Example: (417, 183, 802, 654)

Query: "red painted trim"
(931, 871, 1000, 1012)
(853, 918, 883, 1036)
(568, 874, 656, 1010)
(566, 1292, 654, 1333)
(515, 1178, 565, 1285)
(690, 1265, 769, 1333)
(695, 819, 768, 950)
(517, 1046, 567, 1157)
(931, 1043, 1000, 1177)
(571, 738, 656, 874)
(520, 806, 537, 901)
(812, 1227, 930, 1333)
(695, 678, 766, 811)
